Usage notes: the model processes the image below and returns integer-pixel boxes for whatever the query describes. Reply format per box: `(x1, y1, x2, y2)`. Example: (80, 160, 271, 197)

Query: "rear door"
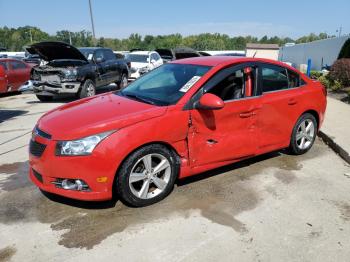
(257, 63, 305, 152)
(189, 63, 261, 167)
(103, 49, 120, 83)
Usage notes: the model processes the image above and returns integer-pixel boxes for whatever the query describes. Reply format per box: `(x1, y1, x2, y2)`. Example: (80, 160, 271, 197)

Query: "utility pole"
(88, 0, 96, 40)
(69, 31, 72, 45)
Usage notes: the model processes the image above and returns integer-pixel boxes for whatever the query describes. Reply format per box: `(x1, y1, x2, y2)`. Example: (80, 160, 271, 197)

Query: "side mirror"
(195, 93, 224, 110)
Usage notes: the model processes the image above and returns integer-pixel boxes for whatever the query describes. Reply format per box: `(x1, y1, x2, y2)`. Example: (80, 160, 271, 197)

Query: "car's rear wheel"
(36, 95, 53, 102)
(78, 79, 96, 99)
(289, 113, 317, 155)
(115, 144, 178, 207)
(116, 73, 128, 90)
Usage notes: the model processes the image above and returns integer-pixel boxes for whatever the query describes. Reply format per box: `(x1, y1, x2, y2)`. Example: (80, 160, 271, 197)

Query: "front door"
(188, 64, 260, 167)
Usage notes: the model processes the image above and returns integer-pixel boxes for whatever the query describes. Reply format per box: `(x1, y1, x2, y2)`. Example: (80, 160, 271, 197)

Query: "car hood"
(38, 93, 167, 140)
(28, 41, 88, 62)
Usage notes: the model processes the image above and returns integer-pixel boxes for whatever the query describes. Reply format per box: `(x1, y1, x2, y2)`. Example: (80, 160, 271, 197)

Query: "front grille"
(29, 140, 47, 157)
(32, 169, 43, 183)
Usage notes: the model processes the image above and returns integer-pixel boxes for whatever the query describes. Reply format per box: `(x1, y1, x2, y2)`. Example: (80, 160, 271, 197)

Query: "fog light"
(66, 85, 75, 89)
(52, 178, 90, 191)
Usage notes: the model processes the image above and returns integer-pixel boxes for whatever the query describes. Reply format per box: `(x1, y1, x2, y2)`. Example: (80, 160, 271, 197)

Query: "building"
(278, 35, 350, 71)
(245, 43, 279, 60)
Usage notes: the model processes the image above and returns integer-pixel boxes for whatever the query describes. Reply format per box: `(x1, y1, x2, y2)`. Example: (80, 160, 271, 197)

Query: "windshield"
(117, 63, 211, 106)
(126, 54, 149, 63)
(79, 48, 94, 61)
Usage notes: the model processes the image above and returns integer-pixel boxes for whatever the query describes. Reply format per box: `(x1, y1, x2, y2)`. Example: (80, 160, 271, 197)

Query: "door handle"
(239, 111, 255, 118)
(288, 99, 297, 105)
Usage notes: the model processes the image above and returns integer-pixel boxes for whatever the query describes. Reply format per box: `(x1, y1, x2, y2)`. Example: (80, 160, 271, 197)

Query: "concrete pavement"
(0, 94, 350, 262)
(319, 96, 350, 164)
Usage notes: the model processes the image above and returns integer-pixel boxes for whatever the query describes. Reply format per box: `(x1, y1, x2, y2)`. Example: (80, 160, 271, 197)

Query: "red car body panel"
(0, 58, 32, 93)
(29, 57, 327, 201)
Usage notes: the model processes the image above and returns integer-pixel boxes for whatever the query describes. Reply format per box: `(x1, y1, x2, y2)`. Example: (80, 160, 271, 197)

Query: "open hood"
(28, 41, 88, 62)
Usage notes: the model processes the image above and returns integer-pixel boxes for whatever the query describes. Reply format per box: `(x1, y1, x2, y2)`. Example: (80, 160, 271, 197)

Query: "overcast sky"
(1, 0, 349, 39)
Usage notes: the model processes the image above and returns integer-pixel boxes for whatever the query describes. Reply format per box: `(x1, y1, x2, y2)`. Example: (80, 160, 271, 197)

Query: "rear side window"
(0, 61, 7, 70)
(261, 66, 288, 92)
(10, 61, 27, 70)
(287, 69, 305, 88)
(103, 49, 116, 61)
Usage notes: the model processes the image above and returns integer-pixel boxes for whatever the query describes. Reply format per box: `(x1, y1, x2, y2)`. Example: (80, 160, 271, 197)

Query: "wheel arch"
(301, 109, 320, 129)
(112, 141, 182, 196)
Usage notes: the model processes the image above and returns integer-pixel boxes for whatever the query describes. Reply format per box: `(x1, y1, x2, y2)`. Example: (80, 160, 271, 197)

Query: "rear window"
(0, 61, 7, 70)
(10, 61, 27, 70)
(261, 66, 288, 92)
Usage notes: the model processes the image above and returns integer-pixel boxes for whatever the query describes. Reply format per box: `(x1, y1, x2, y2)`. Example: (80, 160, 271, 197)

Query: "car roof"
(130, 51, 151, 55)
(171, 56, 292, 68)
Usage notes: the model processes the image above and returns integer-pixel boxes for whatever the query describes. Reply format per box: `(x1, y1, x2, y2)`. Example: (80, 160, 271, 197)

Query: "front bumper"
(29, 134, 115, 201)
(33, 81, 81, 95)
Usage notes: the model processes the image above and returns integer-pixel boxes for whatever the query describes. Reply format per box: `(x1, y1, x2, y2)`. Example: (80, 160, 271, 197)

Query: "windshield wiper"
(120, 92, 157, 105)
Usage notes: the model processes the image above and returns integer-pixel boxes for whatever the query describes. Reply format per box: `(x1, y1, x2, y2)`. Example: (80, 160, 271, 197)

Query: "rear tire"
(115, 144, 179, 207)
(116, 73, 128, 90)
(78, 79, 96, 99)
(289, 113, 317, 155)
(36, 95, 53, 102)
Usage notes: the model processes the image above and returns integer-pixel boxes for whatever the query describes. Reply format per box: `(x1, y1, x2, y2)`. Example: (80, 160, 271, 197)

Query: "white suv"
(126, 51, 163, 80)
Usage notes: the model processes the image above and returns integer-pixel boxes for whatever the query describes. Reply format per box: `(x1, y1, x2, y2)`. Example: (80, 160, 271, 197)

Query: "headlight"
(139, 66, 149, 74)
(63, 69, 78, 79)
(56, 131, 115, 156)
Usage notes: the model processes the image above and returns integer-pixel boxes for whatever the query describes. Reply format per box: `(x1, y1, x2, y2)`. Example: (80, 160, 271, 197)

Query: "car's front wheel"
(115, 144, 179, 207)
(289, 113, 317, 155)
(78, 79, 96, 99)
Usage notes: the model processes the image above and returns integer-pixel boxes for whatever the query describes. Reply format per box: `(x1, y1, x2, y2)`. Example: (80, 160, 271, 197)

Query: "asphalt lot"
(0, 93, 350, 262)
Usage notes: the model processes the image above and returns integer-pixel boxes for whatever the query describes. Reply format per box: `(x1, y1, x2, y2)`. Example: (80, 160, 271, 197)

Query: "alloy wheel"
(296, 119, 315, 150)
(129, 153, 171, 199)
(86, 83, 95, 96)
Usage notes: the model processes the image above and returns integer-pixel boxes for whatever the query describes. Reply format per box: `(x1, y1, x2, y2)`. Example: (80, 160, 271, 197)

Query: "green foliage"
(310, 70, 322, 79)
(318, 75, 331, 89)
(329, 59, 350, 87)
(0, 26, 336, 52)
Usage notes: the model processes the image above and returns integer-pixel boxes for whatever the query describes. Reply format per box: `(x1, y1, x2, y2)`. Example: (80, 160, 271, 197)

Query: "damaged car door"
(188, 64, 260, 167)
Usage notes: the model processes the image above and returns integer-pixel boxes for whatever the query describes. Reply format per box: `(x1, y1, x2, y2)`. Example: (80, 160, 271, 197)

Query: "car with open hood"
(29, 56, 327, 207)
(29, 41, 129, 101)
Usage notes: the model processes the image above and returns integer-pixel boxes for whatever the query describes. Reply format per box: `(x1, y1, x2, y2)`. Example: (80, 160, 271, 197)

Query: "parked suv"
(126, 51, 163, 80)
(29, 41, 129, 101)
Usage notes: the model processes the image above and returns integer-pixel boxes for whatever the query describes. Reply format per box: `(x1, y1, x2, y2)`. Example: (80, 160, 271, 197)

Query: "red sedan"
(0, 58, 32, 93)
(29, 57, 327, 207)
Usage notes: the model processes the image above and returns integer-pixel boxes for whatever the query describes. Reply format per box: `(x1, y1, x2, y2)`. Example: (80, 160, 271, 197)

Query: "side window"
(94, 50, 105, 62)
(10, 61, 27, 70)
(151, 53, 157, 61)
(261, 66, 288, 92)
(207, 66, 256, 101)
(0, 61, 8, 70)
(288, 69, 301, 88)
(103, 49, 115, 61)
(154, 53, 161, 61)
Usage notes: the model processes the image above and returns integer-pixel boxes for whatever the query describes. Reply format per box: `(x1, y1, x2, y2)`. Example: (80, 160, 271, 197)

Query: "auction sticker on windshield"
(179, 76, 201, 92)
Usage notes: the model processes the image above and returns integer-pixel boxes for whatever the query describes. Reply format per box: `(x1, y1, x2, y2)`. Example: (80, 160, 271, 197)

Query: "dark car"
(155, 47, 202, 63)
(29, 41, 129, 102)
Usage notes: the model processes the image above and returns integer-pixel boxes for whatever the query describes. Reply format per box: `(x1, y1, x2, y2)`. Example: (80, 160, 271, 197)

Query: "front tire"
(115, 144, 179, 207)
(289, 113, 317, 155)
(36, 95, 53, 102)
(78, 79, 96, 99)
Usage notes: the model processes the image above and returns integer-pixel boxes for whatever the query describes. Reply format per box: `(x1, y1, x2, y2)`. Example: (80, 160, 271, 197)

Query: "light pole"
(88, 0, 96, 40)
